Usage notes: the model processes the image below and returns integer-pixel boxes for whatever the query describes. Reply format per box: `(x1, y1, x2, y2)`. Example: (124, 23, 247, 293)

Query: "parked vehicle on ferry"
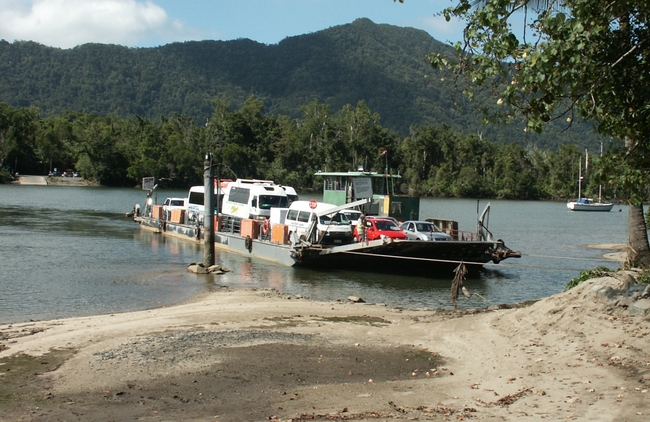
(186, 182, 228, 225)
(284, 200, 354, 245)
(400, 220, 452, 241)
(162, 197, 186, 221)
(282, 186, 299, 204)
(222, 179, 290, 220)
(341, 209, 362, 226)
(353, 216, 407, 242)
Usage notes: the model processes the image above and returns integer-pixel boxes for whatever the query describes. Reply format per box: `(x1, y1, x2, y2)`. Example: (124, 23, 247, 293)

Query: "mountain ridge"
(0, 18, 602, 149)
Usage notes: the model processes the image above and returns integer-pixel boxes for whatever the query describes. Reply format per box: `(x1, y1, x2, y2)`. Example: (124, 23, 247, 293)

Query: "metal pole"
(216, 164, 221, 215)
(204, 153, 215, 267)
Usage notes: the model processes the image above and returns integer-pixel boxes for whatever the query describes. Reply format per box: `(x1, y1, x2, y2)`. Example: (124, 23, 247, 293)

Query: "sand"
(1, 272, 649, 421)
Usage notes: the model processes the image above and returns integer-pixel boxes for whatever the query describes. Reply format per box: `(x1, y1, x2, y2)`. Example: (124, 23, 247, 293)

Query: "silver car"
(399, 220, 452, 241)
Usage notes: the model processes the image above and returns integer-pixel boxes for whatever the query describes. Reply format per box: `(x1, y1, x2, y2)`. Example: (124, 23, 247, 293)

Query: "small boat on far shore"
(567, 197, 614, 212)
(567, 149, 613, 212)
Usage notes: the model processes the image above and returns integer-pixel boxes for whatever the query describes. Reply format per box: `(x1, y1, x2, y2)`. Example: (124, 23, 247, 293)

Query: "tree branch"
(610, 40, 643, 68)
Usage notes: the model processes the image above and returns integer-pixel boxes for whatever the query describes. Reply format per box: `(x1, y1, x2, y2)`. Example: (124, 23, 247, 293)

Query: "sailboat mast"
(578, 158, 582, 199)
(598, 181, 603, 202)
(598, 142, 603, 203)
(585, 149, 589, 199)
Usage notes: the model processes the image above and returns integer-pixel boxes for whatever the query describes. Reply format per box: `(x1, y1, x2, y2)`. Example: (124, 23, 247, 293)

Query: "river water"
(0, 184, 628, 324)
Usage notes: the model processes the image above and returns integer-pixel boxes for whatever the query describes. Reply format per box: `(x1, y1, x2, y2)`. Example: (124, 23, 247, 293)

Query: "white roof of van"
(188, 185, 224, 193)
(282, 186, 297, 194)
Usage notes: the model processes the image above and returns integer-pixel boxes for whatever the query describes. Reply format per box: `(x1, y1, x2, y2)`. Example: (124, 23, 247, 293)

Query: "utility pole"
(203, 152, 215, 267)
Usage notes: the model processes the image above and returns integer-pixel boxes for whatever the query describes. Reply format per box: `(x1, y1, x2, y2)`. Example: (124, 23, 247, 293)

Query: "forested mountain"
(0, 18, 603, 150)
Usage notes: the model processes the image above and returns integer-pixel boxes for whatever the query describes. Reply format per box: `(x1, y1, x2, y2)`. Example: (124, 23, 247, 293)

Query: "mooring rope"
(340, 250, 617, 272)
(340, 250, 491, 266)
(524, 253, 619, 261)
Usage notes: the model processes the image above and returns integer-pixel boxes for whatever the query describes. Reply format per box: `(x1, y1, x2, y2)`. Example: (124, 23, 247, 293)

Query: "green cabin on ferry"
(314, 171, 420, 222)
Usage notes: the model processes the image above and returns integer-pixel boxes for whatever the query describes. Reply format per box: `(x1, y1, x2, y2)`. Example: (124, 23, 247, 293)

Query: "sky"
(0, 0, 466, 49)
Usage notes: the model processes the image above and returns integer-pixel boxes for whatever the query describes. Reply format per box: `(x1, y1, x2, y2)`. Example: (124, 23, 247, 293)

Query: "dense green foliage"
(430, 0, 650, 203)
(564, 266, 613, 290)
(1, 99, 609, 202)
(425, 0, 650, 266)
(0, 18, 604, 151)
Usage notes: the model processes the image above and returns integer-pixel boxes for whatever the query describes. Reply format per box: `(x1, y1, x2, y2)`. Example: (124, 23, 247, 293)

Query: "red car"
(353, 217, 408, 242)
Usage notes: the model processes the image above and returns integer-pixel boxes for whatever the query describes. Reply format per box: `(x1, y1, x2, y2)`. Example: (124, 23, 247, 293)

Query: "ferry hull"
(136, 217, 519, 274)
(138, 217, 299, 266)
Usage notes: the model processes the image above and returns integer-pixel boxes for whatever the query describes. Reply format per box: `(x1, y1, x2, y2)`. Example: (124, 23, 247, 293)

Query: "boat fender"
(261, 218, 270, 236)
(245, 236, 253, 252)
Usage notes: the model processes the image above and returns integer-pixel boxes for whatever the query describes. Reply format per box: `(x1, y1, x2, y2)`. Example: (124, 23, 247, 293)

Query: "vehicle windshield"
(170, 200, 184, 207)
(344, 211, 362, 220)
(375, 220, 400, 231)
(258, 195, 289, 209)
(320, 212, 350, 225)
(416, 222, 439, 232)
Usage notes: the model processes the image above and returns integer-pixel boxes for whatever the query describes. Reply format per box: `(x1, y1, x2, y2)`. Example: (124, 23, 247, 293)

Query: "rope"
(472, 292, 493, 305)
(492, 263, 598, 271)
(340, 250, 617, 272)
(524, 253, 619, 262)
(341, 250, 492, 266)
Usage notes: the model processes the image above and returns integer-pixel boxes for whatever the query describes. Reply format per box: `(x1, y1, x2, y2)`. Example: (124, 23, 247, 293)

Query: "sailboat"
(567, 149, 613, 212)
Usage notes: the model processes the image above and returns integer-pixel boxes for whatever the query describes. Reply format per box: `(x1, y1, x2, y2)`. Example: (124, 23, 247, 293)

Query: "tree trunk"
(627, 204, 650, 268)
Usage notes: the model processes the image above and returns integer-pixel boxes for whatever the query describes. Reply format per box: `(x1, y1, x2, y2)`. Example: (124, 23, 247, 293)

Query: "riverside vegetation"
(0, 98, 607, 202)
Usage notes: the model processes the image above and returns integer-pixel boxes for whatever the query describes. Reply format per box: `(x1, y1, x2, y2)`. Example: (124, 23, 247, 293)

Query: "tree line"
(1, 97, 607, 201)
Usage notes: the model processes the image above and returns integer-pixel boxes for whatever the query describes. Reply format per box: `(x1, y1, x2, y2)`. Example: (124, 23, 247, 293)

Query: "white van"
(221, 179, 290, 219)
(186, 181, 227, 225)
(285, 200, 353, 245)
(282, 186, 299, 204)
(340, 209, 362, 226)
(162, 197, 186, 221)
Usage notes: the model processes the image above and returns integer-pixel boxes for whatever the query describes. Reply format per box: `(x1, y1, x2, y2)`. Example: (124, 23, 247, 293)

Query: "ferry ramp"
(15, 175, 48, 185)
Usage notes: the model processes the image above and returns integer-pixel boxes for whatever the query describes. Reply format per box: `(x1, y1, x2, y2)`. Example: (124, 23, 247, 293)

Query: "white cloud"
(0, 0, 197, 48)
(419, 14, 465, 45)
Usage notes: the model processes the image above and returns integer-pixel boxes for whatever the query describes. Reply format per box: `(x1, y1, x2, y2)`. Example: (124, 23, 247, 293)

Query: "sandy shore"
(584, 243, 628, 263)
(1, 273, 649, 421)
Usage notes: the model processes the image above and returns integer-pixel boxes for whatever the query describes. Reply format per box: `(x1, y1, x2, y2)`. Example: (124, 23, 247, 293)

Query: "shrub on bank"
(0, 168, 13, 184)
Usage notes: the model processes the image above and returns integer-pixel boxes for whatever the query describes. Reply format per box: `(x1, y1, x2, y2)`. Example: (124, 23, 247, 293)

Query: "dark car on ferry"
(353, 216, 408, 242)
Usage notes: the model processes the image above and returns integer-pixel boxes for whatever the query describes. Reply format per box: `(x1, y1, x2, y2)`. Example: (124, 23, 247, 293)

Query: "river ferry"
(133, 174, 520, 274)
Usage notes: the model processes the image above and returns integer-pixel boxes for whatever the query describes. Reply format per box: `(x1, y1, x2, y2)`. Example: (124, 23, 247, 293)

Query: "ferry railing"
(220, 215, 241, 234)
(446, 229, 481, 241)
